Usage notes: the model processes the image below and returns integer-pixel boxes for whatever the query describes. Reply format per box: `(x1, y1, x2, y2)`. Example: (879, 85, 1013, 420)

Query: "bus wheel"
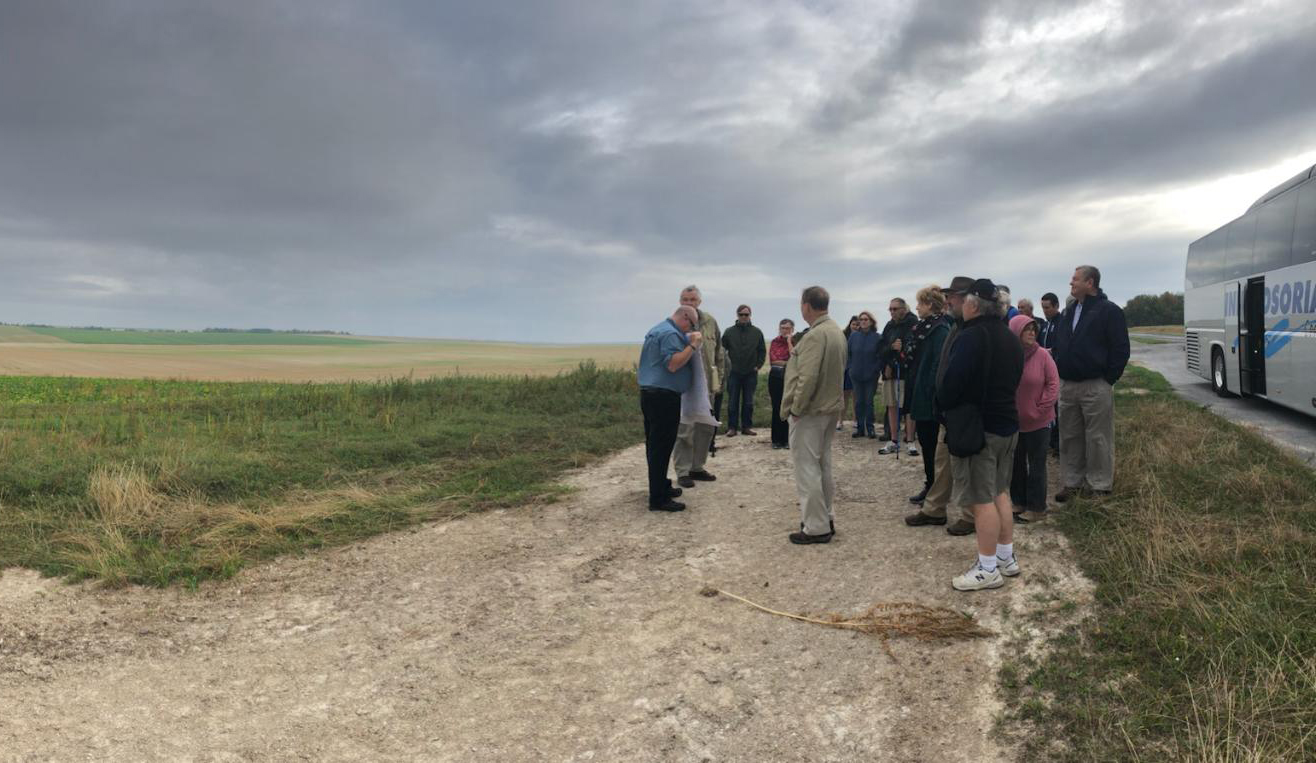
(1211, 348, 1230, 397)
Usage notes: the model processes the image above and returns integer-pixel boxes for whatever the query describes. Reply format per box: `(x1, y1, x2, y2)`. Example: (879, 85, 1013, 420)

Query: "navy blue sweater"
(935, 315, 1023, 437)
(1052, 290, 1130, 385)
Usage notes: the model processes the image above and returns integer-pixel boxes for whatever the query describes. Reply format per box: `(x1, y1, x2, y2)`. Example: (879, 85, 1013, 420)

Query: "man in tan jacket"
(782, 285, 846, 544)
(673, 285, 727, 487)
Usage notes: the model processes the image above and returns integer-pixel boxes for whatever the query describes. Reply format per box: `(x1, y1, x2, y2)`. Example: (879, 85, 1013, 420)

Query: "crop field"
(0, 325, 640, 381)
(22, 326, 383, 346)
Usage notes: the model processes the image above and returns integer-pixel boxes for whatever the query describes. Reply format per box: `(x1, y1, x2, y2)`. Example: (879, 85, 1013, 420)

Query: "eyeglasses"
(889, 307, 902, 312)
(737, 312, 750, 317)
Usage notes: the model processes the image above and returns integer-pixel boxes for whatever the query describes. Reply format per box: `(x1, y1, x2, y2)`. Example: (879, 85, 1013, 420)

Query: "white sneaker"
(997, 555, 1020, 577)
(952, 563, 1004, 591)
(878, 442, 898, 455)
(907, 444, 919, 456)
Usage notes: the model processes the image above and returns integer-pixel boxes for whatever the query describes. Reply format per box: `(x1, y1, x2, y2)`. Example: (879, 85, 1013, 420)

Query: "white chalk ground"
(0, 429, 1091, 761)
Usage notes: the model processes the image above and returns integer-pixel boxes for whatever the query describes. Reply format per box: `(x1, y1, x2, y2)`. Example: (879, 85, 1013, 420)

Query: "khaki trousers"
(1058, 378, 1115, 491)
(921, 438, 975, 523)
(789, 414, 836, 535)
(673, 421, 715, 477)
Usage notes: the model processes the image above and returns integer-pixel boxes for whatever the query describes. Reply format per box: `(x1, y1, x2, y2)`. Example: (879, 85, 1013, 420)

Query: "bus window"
(1201, 227, 1227, 286)
(1224, 215, 1257, 281)
(1293, 182, 1316, 267)
(1253, 193, 1297, 273)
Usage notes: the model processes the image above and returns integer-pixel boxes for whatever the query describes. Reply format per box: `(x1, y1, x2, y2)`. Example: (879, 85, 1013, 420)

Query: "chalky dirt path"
(1, 431, 1090, 761)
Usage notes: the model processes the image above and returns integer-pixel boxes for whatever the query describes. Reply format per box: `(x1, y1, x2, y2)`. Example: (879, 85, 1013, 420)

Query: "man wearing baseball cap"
(905, 276, 978, 534)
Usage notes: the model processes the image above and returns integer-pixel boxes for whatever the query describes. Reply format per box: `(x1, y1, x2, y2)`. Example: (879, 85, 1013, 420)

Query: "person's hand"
(891, 338, 902, 352)
(687, 331, 703, 348)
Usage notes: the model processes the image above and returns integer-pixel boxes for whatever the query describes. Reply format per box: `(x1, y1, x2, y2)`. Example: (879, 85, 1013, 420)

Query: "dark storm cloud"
(0, 0, 1313, 340)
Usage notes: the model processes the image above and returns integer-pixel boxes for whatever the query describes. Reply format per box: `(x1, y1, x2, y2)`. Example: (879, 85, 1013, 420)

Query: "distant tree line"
(1123, 292, 1184, 327)
(203, 328, 353, 335)
(1, 322, 351, 335)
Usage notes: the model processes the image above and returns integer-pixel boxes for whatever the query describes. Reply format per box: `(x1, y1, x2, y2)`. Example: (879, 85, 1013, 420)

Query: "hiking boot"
(997, 555, 1021, 577)
(649, 500, 686, 512)
(946, 519, 976, 536)
(740, 428, 757, 436)
(952, 563, 1004, 591)
(688, 470, 716, 482)
(678, 475, 695, 488)
(878, 442, 899, 455)
(1016, 510, 1047, 524)
(725, 429, 738, 437)
(789, 529, 833, 545)
(904, 511, 946, 527)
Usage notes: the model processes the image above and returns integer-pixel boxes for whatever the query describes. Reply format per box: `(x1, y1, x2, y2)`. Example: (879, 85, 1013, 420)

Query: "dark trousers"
(640, 388, 681, 506)
(726, 370, 758, 430)
(1011, 427, 1051, 512)
(768, 367, 788, 445)
(1049, 404, 1060, 451)
(851, 377, 877, 434)
(915, 419, 940, 492)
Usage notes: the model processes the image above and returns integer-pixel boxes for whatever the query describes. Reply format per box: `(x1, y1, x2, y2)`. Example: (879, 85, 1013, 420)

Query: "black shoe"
(678, 476, 695, 488)
(867, 432, 878, 439)
(908, 489, 928, 505)
(668, 487, 683, 498)
(1055, 487, 1083, 503)
(878, 434, 890, 442)
(740, 428, 757, 436)
(650, 500, 686, 512)
(946, 519, 976, 536)
(801, 520, 837, 534)
(852, 431, 865, 438)
(904, 511, 946, 527)
(688, 470, 716, 482)
(789, 530, 833, 544)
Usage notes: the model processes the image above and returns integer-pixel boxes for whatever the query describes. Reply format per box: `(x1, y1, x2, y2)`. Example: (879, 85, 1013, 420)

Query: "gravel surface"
(0, 428, 1091, 761)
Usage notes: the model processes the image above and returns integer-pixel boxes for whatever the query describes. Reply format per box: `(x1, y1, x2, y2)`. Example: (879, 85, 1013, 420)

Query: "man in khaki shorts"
(934, 280, 1024, 591)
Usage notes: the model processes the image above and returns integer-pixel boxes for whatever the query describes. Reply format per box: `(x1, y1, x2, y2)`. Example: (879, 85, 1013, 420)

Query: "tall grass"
(1002, 366, 1316, 761)
(0, 363, 641, 586)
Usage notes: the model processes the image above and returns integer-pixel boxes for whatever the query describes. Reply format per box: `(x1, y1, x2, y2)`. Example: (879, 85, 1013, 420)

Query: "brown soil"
(0, 429, 1090, 761)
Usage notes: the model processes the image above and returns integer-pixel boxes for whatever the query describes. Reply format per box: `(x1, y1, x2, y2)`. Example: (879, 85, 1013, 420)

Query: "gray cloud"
(1, 0, 1313, 341)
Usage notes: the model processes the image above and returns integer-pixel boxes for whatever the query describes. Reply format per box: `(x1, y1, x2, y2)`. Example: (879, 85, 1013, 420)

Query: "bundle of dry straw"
(700, 587, 993, 643)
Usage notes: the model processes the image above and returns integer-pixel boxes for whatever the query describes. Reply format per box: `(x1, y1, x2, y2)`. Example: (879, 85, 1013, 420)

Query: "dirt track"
(0, 429, 1089, 761)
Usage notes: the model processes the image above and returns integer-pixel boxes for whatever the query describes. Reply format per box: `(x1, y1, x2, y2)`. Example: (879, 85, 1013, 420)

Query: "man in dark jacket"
(721, 305, 766, 436)
(1037, 292, 1062, 453)
(936, 279, 1024, 592)
(877, 298, 917, 447)
(1051, 266, 1129, 502)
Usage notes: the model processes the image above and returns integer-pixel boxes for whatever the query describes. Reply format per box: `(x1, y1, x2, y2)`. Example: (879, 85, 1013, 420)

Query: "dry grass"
(701, 587, 993, 649)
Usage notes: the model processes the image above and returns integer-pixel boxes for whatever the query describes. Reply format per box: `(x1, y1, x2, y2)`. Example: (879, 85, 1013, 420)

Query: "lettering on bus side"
(1265, 280, 1316, 317)
(1225, 289, 1237, 318)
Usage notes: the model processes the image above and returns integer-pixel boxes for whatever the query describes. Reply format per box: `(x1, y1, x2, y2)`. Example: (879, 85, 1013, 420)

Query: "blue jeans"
(726, 370, 758, 430)
(852, 376, 877, 434)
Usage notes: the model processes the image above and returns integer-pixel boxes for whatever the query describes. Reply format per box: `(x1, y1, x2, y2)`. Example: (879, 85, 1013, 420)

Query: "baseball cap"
(968, 278, 999, 301)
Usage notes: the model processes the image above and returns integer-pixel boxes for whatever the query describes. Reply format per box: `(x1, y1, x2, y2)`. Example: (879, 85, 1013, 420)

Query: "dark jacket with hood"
(1051, 290, 1130, 385)
(936, 314, 1024, 437)
(846, 328, 882, 383)
(878, 312, 918, 377)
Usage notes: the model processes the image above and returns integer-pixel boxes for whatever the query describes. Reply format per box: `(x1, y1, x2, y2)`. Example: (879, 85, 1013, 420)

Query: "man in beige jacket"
(781, 285, 847, 544)
(674, 285, 726, 487)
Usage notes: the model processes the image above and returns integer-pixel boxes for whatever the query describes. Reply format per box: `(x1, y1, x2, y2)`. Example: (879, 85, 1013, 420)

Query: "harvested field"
(0, 336, 640, 381)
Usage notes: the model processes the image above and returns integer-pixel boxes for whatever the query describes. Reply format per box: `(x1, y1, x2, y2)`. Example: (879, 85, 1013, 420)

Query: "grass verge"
(0, 363, 641, 586)
(1000, 365, 1316, 761)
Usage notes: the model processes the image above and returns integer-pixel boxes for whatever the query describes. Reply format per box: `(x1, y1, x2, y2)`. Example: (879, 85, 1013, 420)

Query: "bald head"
(672, 305, 699, 331)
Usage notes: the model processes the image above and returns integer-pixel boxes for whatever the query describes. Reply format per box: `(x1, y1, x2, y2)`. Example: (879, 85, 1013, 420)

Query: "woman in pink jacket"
(1009, 314, 1059, 523)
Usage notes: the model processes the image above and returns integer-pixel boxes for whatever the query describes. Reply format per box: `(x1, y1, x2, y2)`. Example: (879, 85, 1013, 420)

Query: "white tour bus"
(1184, 163, 1316, 416)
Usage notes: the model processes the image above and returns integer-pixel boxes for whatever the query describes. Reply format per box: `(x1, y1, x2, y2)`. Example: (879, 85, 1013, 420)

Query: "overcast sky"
(3, 1, 1315, 342)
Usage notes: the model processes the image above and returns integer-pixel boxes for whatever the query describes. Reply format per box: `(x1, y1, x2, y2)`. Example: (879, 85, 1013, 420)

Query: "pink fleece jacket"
(1009, 315, 1059, 433)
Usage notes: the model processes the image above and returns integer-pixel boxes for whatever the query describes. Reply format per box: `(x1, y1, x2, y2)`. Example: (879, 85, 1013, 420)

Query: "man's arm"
(664, 332, 699, 373)
(1106, 306, 1131, 385)
(935, 328, 981, 411)
(786, 334, 820, 416)
(754, 327, 766, 369)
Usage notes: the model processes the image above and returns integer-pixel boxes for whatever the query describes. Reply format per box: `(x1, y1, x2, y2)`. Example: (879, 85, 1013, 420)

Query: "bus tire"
(1210, 347, 1231, 397)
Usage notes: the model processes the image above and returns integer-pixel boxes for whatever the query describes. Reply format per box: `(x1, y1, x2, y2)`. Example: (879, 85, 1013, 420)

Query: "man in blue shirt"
(639, 305, 703, 511)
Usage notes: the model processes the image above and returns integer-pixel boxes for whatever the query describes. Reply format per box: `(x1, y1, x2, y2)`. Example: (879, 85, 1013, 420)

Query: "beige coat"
(697, 309, 727, 396)
(781, 313, 846, 419)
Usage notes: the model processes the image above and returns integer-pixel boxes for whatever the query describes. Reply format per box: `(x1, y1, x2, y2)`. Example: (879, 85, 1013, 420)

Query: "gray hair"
(966, 293, 1004, 318)
(1075, 265, 1100, 288)
(996, 286, 1012, 306)
(1016, 297, 1033, 313)
(680, 284, 701, 299)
